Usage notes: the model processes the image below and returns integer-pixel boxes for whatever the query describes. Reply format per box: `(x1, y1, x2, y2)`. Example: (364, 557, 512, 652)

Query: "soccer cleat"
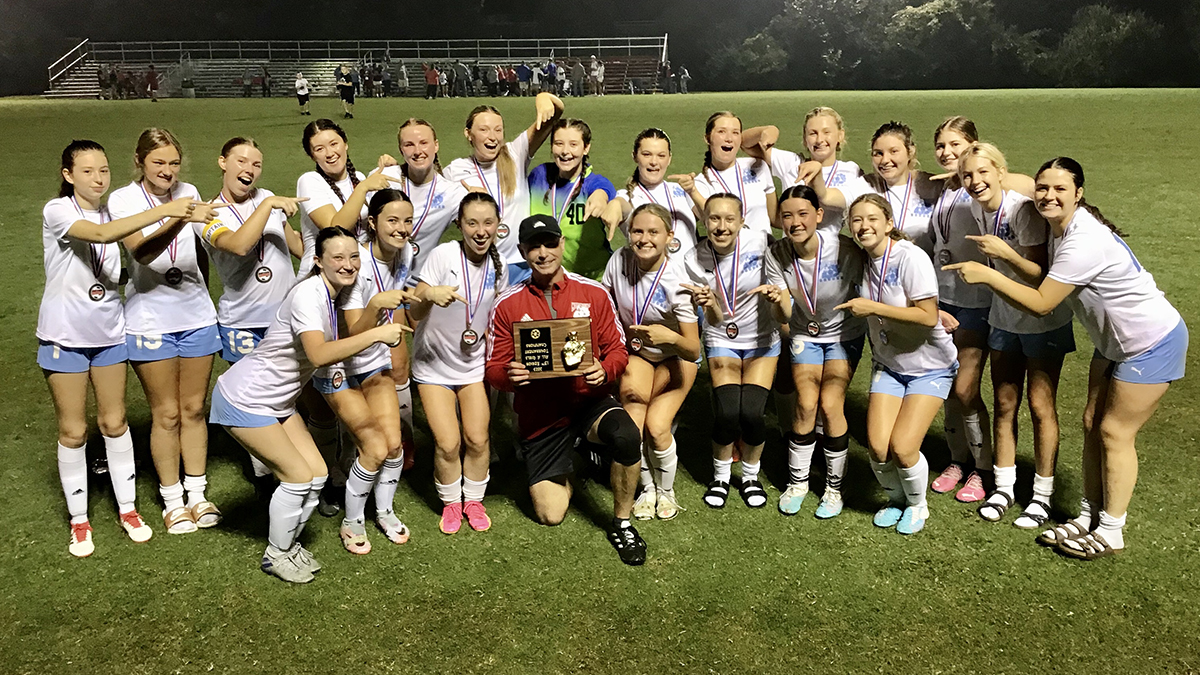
(897, 504, 930, 535)
(955, 471, 986, 503)
(376, 511, 411, 544)
(296, 545, 322, 574)
(463, 501, 491, 532)
(69, 521, 94, 558)
(655, 488, 682, 520)
(339, 519, 372, 555)
(873, 504, 904, 528)
(119, 510, 153, 543)
(778, 484, 809, 516)
(439, 502, 463, 535)
(261, 544, 315, 584)
(608, 521, 646, 566)
(632, 486, 657, 521)
(814, 489, 844, 520)
(931, 463, 964, 494)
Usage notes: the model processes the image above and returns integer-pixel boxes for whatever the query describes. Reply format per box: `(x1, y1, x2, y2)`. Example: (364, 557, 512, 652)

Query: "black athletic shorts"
(519, 395, 622, 485)
(297, 93, 310, 105)
(340, 89, 355, 103)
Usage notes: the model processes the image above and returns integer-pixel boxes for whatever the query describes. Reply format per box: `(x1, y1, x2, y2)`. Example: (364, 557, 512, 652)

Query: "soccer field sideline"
(1, 91, 1198, 674)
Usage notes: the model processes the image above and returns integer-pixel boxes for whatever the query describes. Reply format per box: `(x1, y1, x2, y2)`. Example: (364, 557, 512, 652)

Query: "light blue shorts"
(707, 343, 782, 361)
(790, 334, 865, 367)
(126, 324, 221, 362)
(313, 365, 390, 394)
(1108, 320, 1188, 385)
(37, 341, 128, 373)
(219, 325, 268, 363)
(209, 385, 285, 428)
(507, 262, 532, 285)
(989, 322, 1076, 359)
(870, 363, 959, 400)
(939, 302, 990, 335)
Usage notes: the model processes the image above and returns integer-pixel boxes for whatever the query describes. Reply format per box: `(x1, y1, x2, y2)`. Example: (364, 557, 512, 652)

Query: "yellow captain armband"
(201, 218, 230, 245)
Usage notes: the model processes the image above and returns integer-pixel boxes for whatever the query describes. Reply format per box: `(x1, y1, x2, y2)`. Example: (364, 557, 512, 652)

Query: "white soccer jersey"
(768, 149, 862, 231)
(411, 242, 509, 385)
(296, 169, 366, 278)
(693, 157, 775, 235)
(622, 180, 699, 257)
(683, 228, 780, 350)
(602, 248, 698, 362)
(971, 191, 1073, 335)
(342, 242, 414, 376)
(378, 166, 469, 278)
(1047, 208, 1182, 362)
(764, 229, 867, 344)
(834, 175, 936, 254)
(215, 275, 336, 419)
(860, 239, 957, 375)
(107, 181, 217, 336)
(37, 197, 125, 347)
(932, 187, 993, 309)
(443, 131, 534, 265)
(200, 188, 296, 329)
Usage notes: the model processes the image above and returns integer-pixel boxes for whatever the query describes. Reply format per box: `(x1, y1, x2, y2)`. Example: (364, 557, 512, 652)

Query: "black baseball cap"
(518, 214, 562, 246)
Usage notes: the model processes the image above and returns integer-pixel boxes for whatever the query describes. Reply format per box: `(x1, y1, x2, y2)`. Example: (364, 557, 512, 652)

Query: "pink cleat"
(439, 502, 463, 534)
(956, 471, 986, 503)
(932, 463, 964, 494)
(463, 501, 491, 532)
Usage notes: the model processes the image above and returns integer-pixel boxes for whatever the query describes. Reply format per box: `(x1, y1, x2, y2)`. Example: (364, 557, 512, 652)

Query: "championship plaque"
(514, 317, 594, 379)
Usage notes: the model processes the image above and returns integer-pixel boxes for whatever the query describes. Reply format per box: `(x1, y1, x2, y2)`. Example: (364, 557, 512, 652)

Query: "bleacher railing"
(84, 36, 668, 65)
(48, 39, 92, 86)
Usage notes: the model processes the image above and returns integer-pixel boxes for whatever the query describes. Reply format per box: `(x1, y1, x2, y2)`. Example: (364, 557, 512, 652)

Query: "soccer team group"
(39, 91, 1187, 582)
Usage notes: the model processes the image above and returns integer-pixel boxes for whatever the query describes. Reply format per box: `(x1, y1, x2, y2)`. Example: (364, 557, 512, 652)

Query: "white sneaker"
(656, 488, 683, 520)
(69, 521, 94, 558)
(632, 486, 657, 521)
(778, 484, 809, 516)
(261, 544, 315, 583)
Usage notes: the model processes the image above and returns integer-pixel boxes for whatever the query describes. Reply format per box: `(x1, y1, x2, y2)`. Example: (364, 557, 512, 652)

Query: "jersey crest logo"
(829, 173, 846, 187)
(652, 286, 670, 310)
(741, 254, 761, 274)
(672, 186, 686, 199)
(520, 313, 533, 321)
(571, 302, 591, 318)
(432, 194, 445, 210)
(820, 263, 841, 282)
(914, 201, 933, 217)
(885, 267, 900, 285)
(743, 168, 757, 183)
(996, 220, 1013, 241)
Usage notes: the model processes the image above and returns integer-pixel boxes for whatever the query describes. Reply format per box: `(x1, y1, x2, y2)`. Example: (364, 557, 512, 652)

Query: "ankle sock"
(159, 481, 185, 513)
(712, 457, 732, 484)
(436, 478, 463, 505)
(1096, 510, 1126, 549)
(182, 473, 207, 509)
(740, 460, 761, 483)
(462, 474, 489, 503)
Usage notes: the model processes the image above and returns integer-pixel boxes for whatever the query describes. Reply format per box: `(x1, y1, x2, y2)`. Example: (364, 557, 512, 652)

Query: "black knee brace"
(598, 409, 642, 466)
(711, 384, 742, 446)
(823, 430, 850, 451)
(740, 385, 771, 446)
(786, 430, 817, 446)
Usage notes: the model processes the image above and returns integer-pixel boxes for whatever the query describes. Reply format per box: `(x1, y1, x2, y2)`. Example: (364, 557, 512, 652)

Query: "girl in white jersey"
(442, 94, 565, 283)
(107, 128, 225, 536)
(409, 193, 509, 534)
(327, 190, 421, 553)
(602, 203, 701, 521)
(743, 106, 864, 230)
(760, 186, 867, 519)
(957, 144, 1075, 529)
(946, 157, 1187, 560)
(688, 112, 776, 235)
(211, 226, 409, 583)
(40, 140, 203, 556)
(682, 193, 780, 509)
(608, 128, 700, 258)
(837, 194, 958, 535)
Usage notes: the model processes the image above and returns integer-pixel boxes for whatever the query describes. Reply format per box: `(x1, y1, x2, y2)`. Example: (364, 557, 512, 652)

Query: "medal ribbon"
(868, 240, 893, 304)
(460, 246, 489, 329)
(711, 237, 742, 320)
(633, 257, 669, 326)
(324, 281, 339, 340)
(887, 178, 913, 233)
(823, 161, 840, 187)
(216, 191, 265, 263)
(638, 181, 679, 230)
(551, 172, 582, 223)
(404, 174, 438, 240)
(139, 181, 178, 264)
(793, 235, 822, 319)
(71, 197, 108, 279)
(369, 241, 396, 324)
(472, 158, 504, 217)
(711, 165, 747, 218)
(976, 194, 1005, 269)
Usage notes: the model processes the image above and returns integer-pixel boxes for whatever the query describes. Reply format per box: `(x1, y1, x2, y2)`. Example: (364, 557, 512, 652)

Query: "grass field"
(2, 90, 1199, 674)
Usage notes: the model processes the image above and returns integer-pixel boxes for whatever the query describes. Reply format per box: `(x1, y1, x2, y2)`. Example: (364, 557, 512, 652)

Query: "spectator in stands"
(572, 60, 586, 98)
(594, 60, 604, 96)
(362, 67, 373, 98)
(441, 64, 452, 98)
(545, 60, 558, 94)
(294, 72, 311, 115)
(423, 63, 439, 99)
(485, 64, 499, 97)
(97, 65, 107, 100)
(145, 65, 159, 102)
(382, 67, 392, 97)
(531, 62, 542, 94)
(358, 65, 367, 96)
(679, 65, 691, 94)
(556, 61, 567, 94)
(242, 67, 254, 97)
(396, 63, 409, 96)
(107, 65, 118, 100)
(259, 67, 270, 97)
(588, 56, 600, 96)
(661, 60, 674, 94)
(516, 62, 531, 96)
(337, 65, 355, 118)
(452, 61, 469, 97)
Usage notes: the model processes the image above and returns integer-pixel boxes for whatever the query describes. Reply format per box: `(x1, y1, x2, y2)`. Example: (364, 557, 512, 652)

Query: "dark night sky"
(1, 0, 1191, 95)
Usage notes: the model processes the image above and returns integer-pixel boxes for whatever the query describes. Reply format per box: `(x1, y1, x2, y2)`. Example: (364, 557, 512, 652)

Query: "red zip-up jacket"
(486, 271, 628, 440)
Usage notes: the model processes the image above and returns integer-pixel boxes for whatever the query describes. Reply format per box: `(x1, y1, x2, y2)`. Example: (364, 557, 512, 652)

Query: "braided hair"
(456, 191, 505, 292)
(302, 119, 360, 203)
(625, 128, 672, 199)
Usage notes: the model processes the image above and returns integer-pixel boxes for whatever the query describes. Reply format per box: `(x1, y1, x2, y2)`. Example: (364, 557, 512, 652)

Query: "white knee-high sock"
(104, 431, 137, 513)
(395, 380, 413, 435)
(374, 457, 403, 517)
(653, 439, 679, 492)
(822, 434, 849, 493)
(58, 443, 89, 524)
(787, 433, 816, 486)
(870, 459, 904, 505)
(435, 478, 463, 505)
(182, 473, 208, 509)
(344, 459, 378, 523)
(268, 481, 310, 552)
(297, 474, 326, 537)
(897, 455, 930, 508)
(638, 446, 654, 489)
(943, 399, 971, 465)
(462, 474, 489, 502)
(963, 410, 992, 470)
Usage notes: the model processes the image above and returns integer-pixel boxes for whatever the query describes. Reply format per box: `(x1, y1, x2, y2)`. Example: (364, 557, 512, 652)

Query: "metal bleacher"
(45, 37, 670, 99)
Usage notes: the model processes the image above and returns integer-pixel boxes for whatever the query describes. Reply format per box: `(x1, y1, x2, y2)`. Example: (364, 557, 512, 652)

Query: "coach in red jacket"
(486, 214, 646, 565)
